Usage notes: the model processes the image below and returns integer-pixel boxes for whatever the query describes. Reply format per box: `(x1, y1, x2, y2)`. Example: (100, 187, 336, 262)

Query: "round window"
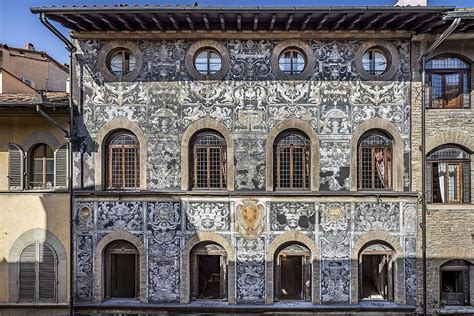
(278, 48, 306, 76)
(194, 48, 222, 76)
(362, 48, 388, 75)
(107, 49, 136, 76)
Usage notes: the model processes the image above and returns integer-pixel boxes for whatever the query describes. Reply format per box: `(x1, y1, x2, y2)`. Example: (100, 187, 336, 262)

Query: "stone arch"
(181, 118, 234, 191)
(350, 230, 405, 304)
(8, 228, 67, 302)
(426, 131, 474, 154)
(266, 119, 320, 191)
(94, 118, 147, 190)
(180, 232, 236, 304)
(22, 130, 62, 152)
(93, 230, 147, 303)
(350, 117, 404, 191)
(266, 231, 320, 304)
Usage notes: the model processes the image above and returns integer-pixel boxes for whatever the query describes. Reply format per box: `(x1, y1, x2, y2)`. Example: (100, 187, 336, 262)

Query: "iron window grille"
(274, 131, 310, 190)
(426, 56, 470, 109)
(426, 145, 470, 203)
(358, 132, 393, 190)
(29, 144, 54, 190)
(191, 131, 227, 190)
(106, 132, 140, 189)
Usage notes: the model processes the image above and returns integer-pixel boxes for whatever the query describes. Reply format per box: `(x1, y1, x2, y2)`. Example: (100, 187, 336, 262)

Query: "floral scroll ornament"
(236, 199, 265, 240)
(148, 202, 180, 243)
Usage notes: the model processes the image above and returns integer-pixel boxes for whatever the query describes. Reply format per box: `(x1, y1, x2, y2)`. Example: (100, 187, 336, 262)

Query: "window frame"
(426, 55, 471, 109)
(107, 48, 136, 77)
(357, 132, 393, 191)
(439, 260, 471, 306)
(193, 48, 223, 77)
(362, 47, 389, 76)
(105, 131, 140, 190)
(104, 241, 139, 300)
(274, 130, 311, 191)
(18, 242, 58, 303)
(28, 143, 54, 190)
(278, 47, 307, 76)
(426, 145, 471, 204)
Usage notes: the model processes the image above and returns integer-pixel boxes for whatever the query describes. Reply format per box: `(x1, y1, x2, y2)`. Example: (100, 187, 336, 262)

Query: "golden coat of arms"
(235, 198, 265, 240)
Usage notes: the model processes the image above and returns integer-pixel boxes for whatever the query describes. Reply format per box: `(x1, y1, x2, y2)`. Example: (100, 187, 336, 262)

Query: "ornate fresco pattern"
(270, 202, 316, 231)
(73, 36, 415, 306)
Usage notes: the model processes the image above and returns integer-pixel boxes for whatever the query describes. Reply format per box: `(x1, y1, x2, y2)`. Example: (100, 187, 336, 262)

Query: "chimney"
(395, 0, 427, 6)
(24, 43, 35, 51)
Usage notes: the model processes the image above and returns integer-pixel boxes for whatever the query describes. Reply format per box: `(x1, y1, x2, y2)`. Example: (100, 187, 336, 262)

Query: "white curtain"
(438, 162, 446, 203)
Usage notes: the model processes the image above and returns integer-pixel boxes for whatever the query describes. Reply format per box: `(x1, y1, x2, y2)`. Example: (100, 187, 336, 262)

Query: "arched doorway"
(103, 240, 139, 300)
(190, 242, 228, 300)
(440, 259, 471, 306)
(275, 243, 311, 301)
(359, 242, 395, 301)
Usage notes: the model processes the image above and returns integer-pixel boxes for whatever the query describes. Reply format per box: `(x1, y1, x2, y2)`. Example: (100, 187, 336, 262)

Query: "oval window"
(362, 48, 388, 75)
(194, 48, 222, 76)
(107, 49, 136, 76)
(278, 48, 306, 76)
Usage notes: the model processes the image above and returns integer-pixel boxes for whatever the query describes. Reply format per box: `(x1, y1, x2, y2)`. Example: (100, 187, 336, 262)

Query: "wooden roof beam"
(414, 14, 440, 32)
(347, 13, 363, 30)
(333, 13, 348, 29)
(62, 14, 88, 31)
(362, 13, 383, 30)
(398, 14, 418, 29)
(80, 14, 102, 31)
(300, 14, 312, 30)
(99, 14, 118, 31)
(203, 14, 210, 30)
(237, 14, 242, 30)
(168, 14, 179, 30)
(379, 13, 398, 30)
(253, 14, 259, 31)
(285, 14, 294, 31)
(269, 14, 277, 31)
(315, 13, 328, 30)
(220, 14, 226, 31)
(186, 14, 195, 30)
(151, 14, 163, 30)
(133, 14, 148, 30)
(117, 15, 133, 31)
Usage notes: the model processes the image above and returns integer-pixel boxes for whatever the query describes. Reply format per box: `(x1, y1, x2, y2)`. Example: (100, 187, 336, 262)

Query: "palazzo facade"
(1, 4, 472, 315)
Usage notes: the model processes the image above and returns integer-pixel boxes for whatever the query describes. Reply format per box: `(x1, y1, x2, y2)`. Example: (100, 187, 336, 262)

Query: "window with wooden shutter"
(8, 143, 24, 191)
(29, 144, 54, 190)
(54, 144, 68, 190)
(106, 131, 140, 189)
(18, 242, 57, 302)
(427, 145, 470, 203)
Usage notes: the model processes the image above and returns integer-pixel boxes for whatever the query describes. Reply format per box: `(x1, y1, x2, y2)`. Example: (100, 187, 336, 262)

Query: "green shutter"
(8, 144, 24, 191)
(19, 244, 36, 301)
(54, 144, 68, 190)
(38, 243, 56, 301)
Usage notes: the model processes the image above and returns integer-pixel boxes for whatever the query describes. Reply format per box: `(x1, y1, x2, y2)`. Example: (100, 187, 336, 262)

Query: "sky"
(1, 0, 472, 65)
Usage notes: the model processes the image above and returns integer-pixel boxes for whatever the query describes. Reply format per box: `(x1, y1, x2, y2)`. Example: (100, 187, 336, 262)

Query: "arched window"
(358, 131, 393, 190)
(274, 131, 310, 190)
(190, 131, 227, 189)
(359, 242, 395, 301)
(19, 242, 57, 302)
(190, 243, 228, 300)
(29, 144, 54, 189)
(106, 131, 140, 189)
(104, 240, 139, 299)
(440, 260, 471, 306)
(426, 145, 470, 203)
(275, 243, 311, 301)
(426, 56, 470, 108)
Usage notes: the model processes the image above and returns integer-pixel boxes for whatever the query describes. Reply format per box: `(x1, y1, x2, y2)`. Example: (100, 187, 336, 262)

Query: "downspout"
(419, 16, 461, 316)
(37, 12, 76, 316)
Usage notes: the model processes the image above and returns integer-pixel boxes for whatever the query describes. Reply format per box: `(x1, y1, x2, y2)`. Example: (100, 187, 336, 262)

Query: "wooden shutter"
(54, 144, 68, 190)
(19, 244, 36, 301)
(462, 161, 470, 203)
(38, 243, 56, 301)
(425, 162, 433, 203)
(8, 143, 24, 191)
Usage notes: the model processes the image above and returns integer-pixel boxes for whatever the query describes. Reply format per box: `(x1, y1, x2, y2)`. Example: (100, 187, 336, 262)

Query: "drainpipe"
(37, 12, 76, 316)
(419, 17, 461, 316)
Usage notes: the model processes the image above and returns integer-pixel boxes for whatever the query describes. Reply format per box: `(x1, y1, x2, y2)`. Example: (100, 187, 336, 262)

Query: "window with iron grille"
(426, 56, 470, 109)
(29, 144, 54, 190)
(19, 242, 57, 302)
(426, 145, 470, 203)
(190, 131, 227, 189)
(106, 132, 140, 189)
(274, 131, 310, 190)
(358, 131, 393, 190)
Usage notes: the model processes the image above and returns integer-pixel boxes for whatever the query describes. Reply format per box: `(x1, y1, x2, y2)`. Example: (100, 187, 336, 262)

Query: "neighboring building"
(0, 44, 70, 315)
(5, 3, 470, 315)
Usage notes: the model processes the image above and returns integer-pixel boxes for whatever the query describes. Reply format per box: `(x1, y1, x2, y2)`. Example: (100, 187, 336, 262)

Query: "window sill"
(427, 203, 473, 210)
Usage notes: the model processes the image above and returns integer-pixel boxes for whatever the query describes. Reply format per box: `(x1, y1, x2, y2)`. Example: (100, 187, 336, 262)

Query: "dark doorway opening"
(191, 243, 227, 300)
(359, 243, 394, 301)
(275, 243, 311, 301)
(104, 240, 139, 300)
(441, 260, 471, 306)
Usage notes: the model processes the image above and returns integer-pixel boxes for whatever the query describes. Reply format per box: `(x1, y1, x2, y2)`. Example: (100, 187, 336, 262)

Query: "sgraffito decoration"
(354, 202, 400, 232)
(321, 260, 351, 302)
(147, 202, 181, 243)
(97, 201, 143, 231)
(270, 202, 316, 231)
(75, 235, 93, 301)
(186, 202, 230, 231)
(235, 198, 265, 240)
(236, 238, 265, 301)
(234, 138, 266, 190)
(320, 203, 351, 259)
